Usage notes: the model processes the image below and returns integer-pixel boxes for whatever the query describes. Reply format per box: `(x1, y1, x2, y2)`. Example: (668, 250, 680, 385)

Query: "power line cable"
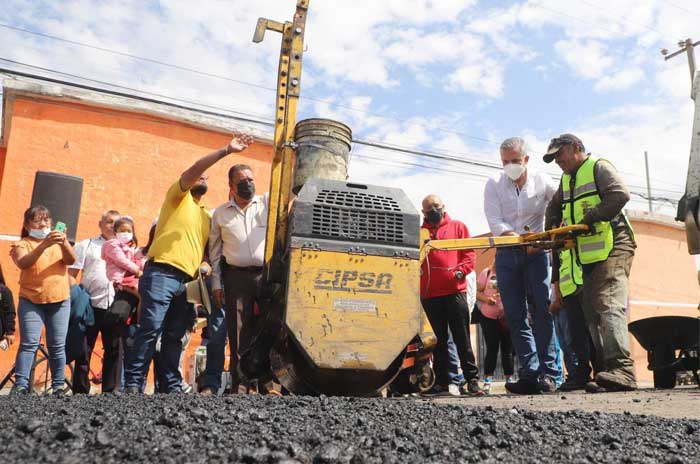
(0, 60, 686, 199)
(0, 22, 688, 187)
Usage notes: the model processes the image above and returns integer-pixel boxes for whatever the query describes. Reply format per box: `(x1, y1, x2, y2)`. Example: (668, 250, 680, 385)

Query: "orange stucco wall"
(0, 95, 273, 384)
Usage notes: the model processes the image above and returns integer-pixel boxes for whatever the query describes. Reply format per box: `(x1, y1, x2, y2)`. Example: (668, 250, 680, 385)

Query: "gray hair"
(499, 137, 528, 156)
(100, 210, 120, 222)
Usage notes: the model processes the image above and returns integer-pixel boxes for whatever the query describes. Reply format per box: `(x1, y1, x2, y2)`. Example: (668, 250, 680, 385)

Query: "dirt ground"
(422, 384, 700, 420)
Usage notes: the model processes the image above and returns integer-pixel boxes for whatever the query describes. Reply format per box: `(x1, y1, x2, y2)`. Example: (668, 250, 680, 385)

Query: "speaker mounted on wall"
(30, 171, 83, 243)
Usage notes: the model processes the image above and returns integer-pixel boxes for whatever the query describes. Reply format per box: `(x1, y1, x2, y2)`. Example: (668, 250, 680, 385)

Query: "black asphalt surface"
(0, 394, 698, 463)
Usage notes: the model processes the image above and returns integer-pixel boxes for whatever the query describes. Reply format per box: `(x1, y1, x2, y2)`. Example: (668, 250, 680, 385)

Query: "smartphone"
(54, 221, 66, 233)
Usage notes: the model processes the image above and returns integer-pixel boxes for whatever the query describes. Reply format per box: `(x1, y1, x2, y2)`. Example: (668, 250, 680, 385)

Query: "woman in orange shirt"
(10, 205, 76, 395)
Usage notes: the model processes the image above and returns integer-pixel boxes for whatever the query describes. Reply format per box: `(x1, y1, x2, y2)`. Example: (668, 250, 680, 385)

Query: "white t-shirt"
(69, 235, 114, 310)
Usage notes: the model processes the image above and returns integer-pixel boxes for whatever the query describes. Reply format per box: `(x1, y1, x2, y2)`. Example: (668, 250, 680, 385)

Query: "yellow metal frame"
(420, 225, 589, 263)
(254, 0, 309, 283)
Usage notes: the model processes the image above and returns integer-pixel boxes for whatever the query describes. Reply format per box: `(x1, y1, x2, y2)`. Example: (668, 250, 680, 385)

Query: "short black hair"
(228, 164, 253, 182)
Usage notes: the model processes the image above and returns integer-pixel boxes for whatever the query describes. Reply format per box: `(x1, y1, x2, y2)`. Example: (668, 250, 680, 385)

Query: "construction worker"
(544, 133, 637, 392)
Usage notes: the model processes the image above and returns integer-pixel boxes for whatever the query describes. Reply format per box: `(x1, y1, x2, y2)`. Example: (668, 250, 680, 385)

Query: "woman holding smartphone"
(10, 205, 76, 395)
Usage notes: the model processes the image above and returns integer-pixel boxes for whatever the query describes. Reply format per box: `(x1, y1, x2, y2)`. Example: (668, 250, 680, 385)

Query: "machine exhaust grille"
(312, 189, 404, 242)
(316, 189, 401, 211)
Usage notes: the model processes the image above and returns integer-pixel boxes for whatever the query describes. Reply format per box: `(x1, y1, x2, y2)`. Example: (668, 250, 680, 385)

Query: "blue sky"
(0, 0, 697, 234)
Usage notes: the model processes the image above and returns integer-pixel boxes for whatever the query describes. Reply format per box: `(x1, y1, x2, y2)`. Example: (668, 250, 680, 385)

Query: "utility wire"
(0, 61, 686, 201)
(0, 23, 689, 187)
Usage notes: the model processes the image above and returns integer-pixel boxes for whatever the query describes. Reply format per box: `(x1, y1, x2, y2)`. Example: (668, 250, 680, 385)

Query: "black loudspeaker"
(30, 171, 83, 243)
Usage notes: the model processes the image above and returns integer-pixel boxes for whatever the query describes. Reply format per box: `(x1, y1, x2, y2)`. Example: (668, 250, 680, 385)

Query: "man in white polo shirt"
(69, 209, 120, 393)
(210, 163, 267, 392)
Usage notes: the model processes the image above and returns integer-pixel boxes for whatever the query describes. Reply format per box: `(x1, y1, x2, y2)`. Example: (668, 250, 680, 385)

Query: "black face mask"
(191, 183, 208, 197)
(236, 180, 255, 200)
(425, 207, 443, 225)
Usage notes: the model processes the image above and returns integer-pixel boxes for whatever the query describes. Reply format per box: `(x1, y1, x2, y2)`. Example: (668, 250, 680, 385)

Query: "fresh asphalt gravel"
(0, 394, 698, 463)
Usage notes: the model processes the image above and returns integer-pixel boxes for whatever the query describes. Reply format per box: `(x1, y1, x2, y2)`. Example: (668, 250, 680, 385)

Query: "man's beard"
(191, 183, 208, 196)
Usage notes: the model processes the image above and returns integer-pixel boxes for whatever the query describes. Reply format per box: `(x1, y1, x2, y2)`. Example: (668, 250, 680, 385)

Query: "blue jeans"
(202, 302, 227, 391)
(553, 307, 578, 380)
(446, 330, 465, 385)
(495, 249, 559, 382)
(15, 297, 70, 390)
(124, 264, 192, 393)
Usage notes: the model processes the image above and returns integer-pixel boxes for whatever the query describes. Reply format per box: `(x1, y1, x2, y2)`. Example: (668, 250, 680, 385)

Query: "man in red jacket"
(420, 194, 482, 396)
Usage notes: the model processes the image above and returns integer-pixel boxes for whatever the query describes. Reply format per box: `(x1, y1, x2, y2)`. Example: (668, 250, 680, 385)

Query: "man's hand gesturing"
(225, 132, 255, 154)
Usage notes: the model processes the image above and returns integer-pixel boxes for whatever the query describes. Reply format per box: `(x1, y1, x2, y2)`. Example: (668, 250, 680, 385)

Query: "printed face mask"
(116, 232, 133, 244)
(237, 180, 255, 200)
(28, 228, 51, 240)
(504, 163, 526, 181)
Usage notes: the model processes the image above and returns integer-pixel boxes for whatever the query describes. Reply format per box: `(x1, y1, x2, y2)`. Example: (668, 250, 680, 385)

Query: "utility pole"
(661, 38, 698, 97)
(661, 38, 700, 255)
(644, 151, 652, 213)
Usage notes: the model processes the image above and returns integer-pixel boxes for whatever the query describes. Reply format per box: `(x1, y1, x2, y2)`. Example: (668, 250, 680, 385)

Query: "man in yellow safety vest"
(544, 134, 637, 392)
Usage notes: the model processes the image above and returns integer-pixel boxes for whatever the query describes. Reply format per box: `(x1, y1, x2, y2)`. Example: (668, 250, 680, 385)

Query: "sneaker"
(123, 387, 140, 395)
(461, 378, 484, 396)
(199, 387, 215, 396)
(505, 375, 516, 384)
(505, 378, 540, 395)
(482, 377, 493, 395)
(595, 370, 637, 392)
(52, 389, 66, 397)
(10, 385, 29, 395)
(447, 384, 461, 396)
(538, 376, 557, 393)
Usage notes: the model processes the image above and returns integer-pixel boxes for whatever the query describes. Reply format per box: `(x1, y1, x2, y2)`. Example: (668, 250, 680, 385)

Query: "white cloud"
(595, 67, 645, 92)
(554, 39, 613, 80)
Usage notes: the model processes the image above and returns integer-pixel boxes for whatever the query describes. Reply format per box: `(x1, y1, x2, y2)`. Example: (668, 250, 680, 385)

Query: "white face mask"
(28, 228, 51, 240)
(116, 232, 133, 244)
(504, 163, 526, 181)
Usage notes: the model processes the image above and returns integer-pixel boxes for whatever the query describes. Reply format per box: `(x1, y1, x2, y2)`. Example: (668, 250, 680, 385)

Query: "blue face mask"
(28, 228, 51, 240)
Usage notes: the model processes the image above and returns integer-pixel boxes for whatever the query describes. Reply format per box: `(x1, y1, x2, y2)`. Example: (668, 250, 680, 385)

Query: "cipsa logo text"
(313, 269, 393, 294)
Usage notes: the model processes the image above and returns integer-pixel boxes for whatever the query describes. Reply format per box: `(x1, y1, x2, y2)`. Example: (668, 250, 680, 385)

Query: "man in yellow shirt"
(124, 132, 254, 393)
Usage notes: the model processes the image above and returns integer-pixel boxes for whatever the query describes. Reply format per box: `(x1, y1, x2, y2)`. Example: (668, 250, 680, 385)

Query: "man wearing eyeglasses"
(123, 132, 255, 394)
(544, 133, 637, 393)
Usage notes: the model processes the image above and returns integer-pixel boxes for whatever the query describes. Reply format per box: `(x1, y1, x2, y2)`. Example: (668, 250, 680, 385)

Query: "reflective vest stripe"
(579, 241, 607, 252)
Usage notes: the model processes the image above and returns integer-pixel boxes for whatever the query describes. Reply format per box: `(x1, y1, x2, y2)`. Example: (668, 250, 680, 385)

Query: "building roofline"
(1, 71, 275, 148)
(626, 210, 685, 230)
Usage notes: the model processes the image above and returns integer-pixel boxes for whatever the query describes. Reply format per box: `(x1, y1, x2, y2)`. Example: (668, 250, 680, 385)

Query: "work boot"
(584, 381, 606, 393)
(505, 378, 540, 395)
(595, 369, 637, 392)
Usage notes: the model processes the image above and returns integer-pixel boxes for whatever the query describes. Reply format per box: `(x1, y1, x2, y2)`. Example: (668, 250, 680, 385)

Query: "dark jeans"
(202, 302, 227, 392)
(124, 263, 193, 393)
(72, 307, 121, 393)
(561, 292, 593, 381)
(422, 292, 479, 386)
(223, 267, 262, 387)
(496, 248, 559, 382)
(480, 316, 514, 377)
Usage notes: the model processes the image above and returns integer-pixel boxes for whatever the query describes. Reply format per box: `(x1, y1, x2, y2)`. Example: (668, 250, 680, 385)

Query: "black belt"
(225, 264, 263, 273)
(146, 260, 193, 280)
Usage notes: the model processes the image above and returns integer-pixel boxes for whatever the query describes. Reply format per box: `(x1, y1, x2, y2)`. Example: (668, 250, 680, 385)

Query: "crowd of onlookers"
(0, 131, 638, 397)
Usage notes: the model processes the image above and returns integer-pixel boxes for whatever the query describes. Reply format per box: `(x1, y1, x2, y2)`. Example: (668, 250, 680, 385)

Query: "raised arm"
(179, 132, 255, 192)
